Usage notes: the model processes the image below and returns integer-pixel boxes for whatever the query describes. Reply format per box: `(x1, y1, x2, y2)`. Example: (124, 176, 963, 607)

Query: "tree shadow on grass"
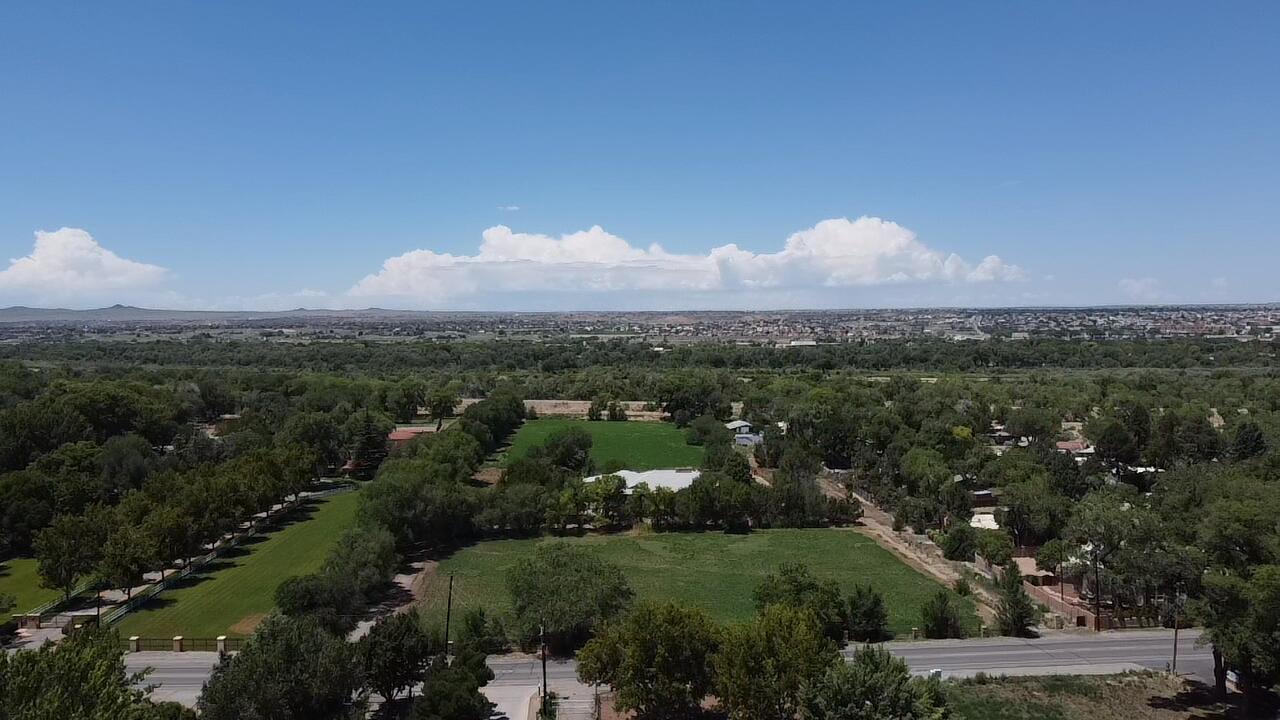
(1147, 680, 1278, 720)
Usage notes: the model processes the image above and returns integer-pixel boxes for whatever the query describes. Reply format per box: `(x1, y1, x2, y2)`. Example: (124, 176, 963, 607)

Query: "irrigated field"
(419, 528, 977, 637)
(115, 490, 361, 638)
(0, 558, 60, 625)
(502, 419, 704, 471)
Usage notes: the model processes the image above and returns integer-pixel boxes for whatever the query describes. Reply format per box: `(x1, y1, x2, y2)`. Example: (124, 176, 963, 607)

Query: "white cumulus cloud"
(349, 216, 1025, 308)
(0, 228, 169, 305)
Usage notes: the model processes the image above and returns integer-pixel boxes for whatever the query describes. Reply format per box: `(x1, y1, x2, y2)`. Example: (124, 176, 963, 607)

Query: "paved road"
(125, 652, 221, 707)
(880, 629, 1211, 682)
(123, 629, 1211, 709)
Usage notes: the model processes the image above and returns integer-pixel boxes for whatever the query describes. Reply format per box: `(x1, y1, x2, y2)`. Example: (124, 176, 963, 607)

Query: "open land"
(501, 418, 705, 471)
(947, 673, 1244, 720)
(115, 491, 361, 638)
(0, 558, 60, 626)
(419, 528, 978, 637)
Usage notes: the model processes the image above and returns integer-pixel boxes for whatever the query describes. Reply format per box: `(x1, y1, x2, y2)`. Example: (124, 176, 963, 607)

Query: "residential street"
(124, 628, 1211, 710)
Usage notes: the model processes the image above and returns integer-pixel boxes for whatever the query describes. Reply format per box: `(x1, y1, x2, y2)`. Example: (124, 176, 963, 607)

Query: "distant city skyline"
(1, 3, 1277, 310)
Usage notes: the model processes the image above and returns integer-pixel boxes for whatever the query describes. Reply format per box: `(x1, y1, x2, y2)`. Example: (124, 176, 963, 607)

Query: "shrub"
(920, 590, 965, 639)
(846, 584, 890, 642)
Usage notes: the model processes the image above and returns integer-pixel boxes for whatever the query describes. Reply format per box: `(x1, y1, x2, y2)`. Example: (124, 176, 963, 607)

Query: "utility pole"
(444, 574, 454, 659)
(1171, 583, 1185, 674)
(540, 623, 548, 701)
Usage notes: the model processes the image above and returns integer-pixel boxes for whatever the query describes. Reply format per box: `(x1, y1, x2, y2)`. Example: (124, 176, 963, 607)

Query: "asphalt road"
(125, 652, 221, 707)
(879, 628, 1212, 682)
(124, 629, 1212, 708)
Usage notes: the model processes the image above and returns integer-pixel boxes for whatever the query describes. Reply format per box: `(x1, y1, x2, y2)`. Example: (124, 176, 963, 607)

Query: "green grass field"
(502, 419, 704, 471)
(419, 528, 977, 637)
(0, 558, 60, 625)
(115, 490, 361, 638)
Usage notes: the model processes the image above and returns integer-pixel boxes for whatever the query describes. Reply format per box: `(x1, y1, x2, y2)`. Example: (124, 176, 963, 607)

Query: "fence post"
(216, 635, 227, 653)
(912, 627, 919, 640)
(129, 636, 140, 653)
(173, 636, 184, 652)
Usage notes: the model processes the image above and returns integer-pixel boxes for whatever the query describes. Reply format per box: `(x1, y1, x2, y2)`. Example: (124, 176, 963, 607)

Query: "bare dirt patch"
(230, 613, 266, 636)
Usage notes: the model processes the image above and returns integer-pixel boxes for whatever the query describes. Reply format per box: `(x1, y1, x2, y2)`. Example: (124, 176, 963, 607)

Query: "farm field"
(0, 558, 60, 625)
(419, 528, 977, 637)
(501, 419, 704, 471)
(115, 490, 361, 638)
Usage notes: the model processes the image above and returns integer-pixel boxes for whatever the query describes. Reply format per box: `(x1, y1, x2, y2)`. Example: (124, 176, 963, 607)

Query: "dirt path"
(818, 476, 997, 623)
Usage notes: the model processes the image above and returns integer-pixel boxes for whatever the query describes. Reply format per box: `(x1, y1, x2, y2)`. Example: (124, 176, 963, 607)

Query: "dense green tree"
(1035, 538, 1070, 583)
(975, 529, 1014, 567)
(846, 584, 890, 642)
(1147, 405, 1221, 469)
(1230, 420, 1267, 461)
(425, 386, 460, 430)
(798, 645, 949, 720)
(1067, 489, 1146, 622)
(578, 601, 720, 720)
(384, 378, 426, 424)
(1087, 416, 1142, 467)
(753, 562, 846, 641)
(0, 470, 55, 555)
(939, 524, 977, 561)
(358, 613, 436, 703)
(1193, 566, 1280, 709)
(506, 542, 634, 651)
(343, 410, 394, 480)
(995, 565, 1040, 637)
(0, 628, 174, 720)
(411, 650, 494, 720)
(919, 590, 965, 639)
(457, 606, 508, 654)
(534, 426, 594, 475)
(199, 615, 362, 720)
(999, 477, 1069, 546)
(34, 512, 106, 600)
(584, 473, 630, 528)
(1004, 407, 1058, 444)
(713, 605, 839, 720)
(98, 524, 157, 600)
(279, 412, 345, 479)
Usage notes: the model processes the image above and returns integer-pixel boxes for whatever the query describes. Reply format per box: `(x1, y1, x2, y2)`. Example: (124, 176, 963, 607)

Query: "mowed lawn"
(419, 529, 977, 638)
(502, 419, 703, 471)
(116, 490, 361, 638)
(0, 558, 60, 625)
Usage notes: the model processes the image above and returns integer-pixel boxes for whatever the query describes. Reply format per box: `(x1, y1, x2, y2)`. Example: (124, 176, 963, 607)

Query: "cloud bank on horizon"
(349, 217, 1025, 308)
(5, 218, 1033, 309)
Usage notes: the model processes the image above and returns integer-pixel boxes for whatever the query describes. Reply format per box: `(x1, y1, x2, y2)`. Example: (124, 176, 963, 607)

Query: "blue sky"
(1, 2, 1277, 310)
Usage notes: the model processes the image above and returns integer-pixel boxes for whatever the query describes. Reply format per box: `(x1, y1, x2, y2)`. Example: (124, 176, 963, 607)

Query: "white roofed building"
(583, 468, 701, 493)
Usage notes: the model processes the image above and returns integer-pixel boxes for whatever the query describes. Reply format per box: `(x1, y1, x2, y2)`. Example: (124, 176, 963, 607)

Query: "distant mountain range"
(0, 304, 451, 324)
(1, 303, 1276, 326)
